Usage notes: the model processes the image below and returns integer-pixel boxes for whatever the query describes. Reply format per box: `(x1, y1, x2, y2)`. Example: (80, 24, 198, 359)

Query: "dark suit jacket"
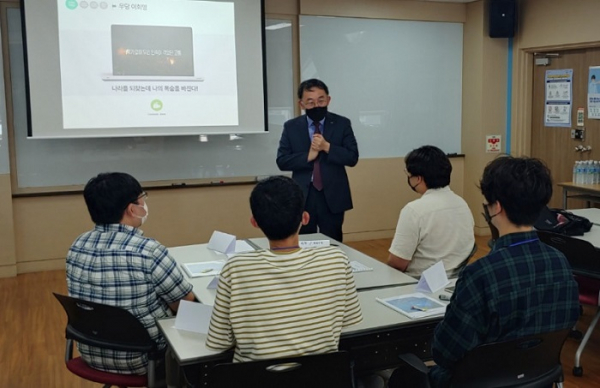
(276, 112, 359, 214)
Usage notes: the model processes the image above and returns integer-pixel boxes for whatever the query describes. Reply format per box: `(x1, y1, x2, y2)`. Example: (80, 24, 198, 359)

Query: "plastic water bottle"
(577, 161, 585, 184)
(573, 161, 578, 183)
(594, 161, 600, 184)
(585, 161, 591, 184)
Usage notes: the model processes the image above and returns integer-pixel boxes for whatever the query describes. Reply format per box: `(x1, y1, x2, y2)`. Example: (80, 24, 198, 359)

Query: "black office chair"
(53, 293, 162, 388)
(389, 329, 570, 388)
(208, 351, 354, 388)
(536, 231, 600, 376)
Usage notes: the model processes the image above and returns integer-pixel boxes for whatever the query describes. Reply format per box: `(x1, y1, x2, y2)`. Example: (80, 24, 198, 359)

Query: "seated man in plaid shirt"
(66, 172, 194, 382)
(390, 156, 580, 388)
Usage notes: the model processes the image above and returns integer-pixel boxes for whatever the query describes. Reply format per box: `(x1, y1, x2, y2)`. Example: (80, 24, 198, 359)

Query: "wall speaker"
(489, 0, 517, 38)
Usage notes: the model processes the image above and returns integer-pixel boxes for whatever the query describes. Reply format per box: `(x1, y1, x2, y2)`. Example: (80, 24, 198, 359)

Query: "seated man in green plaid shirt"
(427, 156, 580, 387)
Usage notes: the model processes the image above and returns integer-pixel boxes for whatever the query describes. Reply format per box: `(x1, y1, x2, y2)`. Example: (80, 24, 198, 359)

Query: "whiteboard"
(300, 16, 463, 157)
(10, 11, 293, 188)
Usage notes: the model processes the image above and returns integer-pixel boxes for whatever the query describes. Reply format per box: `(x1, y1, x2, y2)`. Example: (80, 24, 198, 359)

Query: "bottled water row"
(573, 160, 600, 184)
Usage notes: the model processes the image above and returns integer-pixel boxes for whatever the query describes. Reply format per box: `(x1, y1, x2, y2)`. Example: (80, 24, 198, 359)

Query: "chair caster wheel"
(569, 329, 583, 340)
(573, 366, 583, 377)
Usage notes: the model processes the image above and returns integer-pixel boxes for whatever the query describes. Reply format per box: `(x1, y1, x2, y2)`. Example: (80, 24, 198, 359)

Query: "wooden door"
(531, 47, 600, 208)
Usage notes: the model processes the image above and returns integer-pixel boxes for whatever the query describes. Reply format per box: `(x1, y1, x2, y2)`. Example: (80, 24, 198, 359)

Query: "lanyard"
(508, 238, 539, 248)
(270, 246, 300, 251)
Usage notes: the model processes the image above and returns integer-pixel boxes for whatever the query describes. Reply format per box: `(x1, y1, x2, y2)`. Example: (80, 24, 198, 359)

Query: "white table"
(157, 283, 452, 369)
(167, 243, 229, 304)
(562, 208, 600, 247)
(248, 233, 418, 291)
(168, 235, 417, 304)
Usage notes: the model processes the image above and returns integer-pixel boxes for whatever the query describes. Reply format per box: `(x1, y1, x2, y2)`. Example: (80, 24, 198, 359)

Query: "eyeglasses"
(301, 98, 328, 109)
(133, 192, 148, 203)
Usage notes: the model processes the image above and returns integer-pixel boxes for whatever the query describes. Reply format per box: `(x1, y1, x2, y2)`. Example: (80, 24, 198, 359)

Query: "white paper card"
(206, 276, 219, 290)
(350, 261, 373, 273)
(299, 240, 330, 248)
(174, 300, 213, 334)
(376, 292, 447, 319)
(235, 240, 255, 253)
(226, 240, 256, 258)
(182, 261, 225, 278)
(208, 231, 236, 254)
(415, 261, 450, 293)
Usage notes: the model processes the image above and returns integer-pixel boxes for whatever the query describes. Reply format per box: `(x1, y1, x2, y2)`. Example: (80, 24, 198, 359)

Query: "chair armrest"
(389, 353, 431, 388)
(398, 353, 429, 374)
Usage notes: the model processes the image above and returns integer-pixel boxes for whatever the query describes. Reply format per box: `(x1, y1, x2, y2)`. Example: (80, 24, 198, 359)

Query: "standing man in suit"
(277, 79, 359, 242)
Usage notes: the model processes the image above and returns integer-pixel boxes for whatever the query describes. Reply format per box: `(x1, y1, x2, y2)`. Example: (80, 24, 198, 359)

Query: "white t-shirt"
(389, 186, 475, 277)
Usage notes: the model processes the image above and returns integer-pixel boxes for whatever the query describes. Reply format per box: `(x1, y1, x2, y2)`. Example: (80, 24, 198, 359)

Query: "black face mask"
(407, 176, 420, 192)
(482, 203, 500, 224)
(306, 106, 328, 122)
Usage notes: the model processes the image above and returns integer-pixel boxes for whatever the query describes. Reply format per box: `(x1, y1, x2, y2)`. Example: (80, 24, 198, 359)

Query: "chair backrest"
(53, 293, 157, 353)
(536, 231, 600, 279)
(208, 351, 353, 388)
(450, 329, 570, 388)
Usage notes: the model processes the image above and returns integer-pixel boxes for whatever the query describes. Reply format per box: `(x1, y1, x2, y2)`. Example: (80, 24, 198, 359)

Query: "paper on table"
(235, 240, 255, 253)
(415, 261, 449, 293)
(206, 276, 219, 290)
(182, 261, 225, 278)
(174, 300, 213, 334)
(350, 261, 373, 273)
(226, 240, 256, 258)
(299, 240, 330, 248)
(207, 231, 236, 254)
(376, 292, 447, 319)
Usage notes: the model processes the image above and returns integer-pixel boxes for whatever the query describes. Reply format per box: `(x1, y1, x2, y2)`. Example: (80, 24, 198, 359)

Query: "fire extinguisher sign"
(486, 135, 501, 153)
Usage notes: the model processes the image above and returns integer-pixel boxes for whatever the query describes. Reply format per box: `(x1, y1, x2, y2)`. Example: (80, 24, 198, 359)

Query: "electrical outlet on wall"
(571, 128, 585, 140)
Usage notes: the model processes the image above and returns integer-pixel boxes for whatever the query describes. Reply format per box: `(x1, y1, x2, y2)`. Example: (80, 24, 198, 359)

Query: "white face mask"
(134, 202, 149, 225)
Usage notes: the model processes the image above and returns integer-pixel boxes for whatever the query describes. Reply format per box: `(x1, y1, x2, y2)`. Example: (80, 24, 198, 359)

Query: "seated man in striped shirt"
(206, 175, 363, 362)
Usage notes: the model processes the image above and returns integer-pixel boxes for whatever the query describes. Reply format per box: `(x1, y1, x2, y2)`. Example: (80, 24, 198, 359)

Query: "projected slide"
(56, 0, 238, 130)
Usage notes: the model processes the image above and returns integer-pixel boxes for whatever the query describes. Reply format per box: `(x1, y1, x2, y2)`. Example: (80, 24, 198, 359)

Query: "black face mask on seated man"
(306, 106, 328, 122)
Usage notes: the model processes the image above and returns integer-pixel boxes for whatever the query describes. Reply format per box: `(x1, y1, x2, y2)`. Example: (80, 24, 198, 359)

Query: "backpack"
(534, 207, 593, 236)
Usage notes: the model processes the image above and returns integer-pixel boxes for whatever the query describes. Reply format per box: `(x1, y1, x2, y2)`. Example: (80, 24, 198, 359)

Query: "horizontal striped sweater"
(206, 246, 363, 362)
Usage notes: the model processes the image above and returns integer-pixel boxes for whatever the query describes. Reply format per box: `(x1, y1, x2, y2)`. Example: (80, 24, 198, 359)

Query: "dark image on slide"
(103, 25, 204, 82)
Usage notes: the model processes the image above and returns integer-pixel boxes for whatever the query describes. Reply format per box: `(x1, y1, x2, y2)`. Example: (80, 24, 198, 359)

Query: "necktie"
(312, 121, 323, 191)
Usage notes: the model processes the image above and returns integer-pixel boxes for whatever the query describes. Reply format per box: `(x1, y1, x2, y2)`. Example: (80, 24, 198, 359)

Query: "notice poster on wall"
(544, 69, 572, 127)
(587, 66, 600, 119)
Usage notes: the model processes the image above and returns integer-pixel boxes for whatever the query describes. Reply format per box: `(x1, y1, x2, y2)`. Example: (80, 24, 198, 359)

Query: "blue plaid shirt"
(430, 231, 580, 387)
(66, 224, 193, 374)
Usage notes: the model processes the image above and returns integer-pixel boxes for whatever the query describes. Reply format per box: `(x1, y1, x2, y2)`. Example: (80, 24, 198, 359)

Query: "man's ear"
(491, 200, 503, 214)
(124, 203, 134, 217)
(301, 211, 310, 226)
(250, 216, 259, 229)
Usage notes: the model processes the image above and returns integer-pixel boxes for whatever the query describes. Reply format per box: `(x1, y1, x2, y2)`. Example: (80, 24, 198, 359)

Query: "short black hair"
(480, 156, 553, 226)
(592, 75, 596, 80)
(297, 79, 329, 99)
(250, 176, 305, 241)
(83, 172, 144, 224)
(405, 145, 452, 189)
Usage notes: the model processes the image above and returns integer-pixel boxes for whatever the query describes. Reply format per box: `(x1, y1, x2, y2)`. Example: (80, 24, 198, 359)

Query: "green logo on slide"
(65, 0, 78, 9)
(151, 99, 163, 111)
